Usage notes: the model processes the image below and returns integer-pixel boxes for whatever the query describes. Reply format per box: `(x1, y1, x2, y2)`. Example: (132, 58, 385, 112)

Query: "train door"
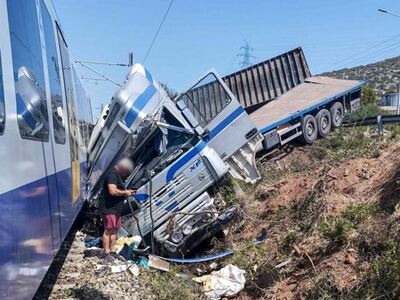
(37, 0, 64, 252)
(56, 25, 81, 236)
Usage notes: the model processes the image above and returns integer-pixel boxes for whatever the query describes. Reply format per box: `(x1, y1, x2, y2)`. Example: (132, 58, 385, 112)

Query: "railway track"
(34, 224, 148, 300)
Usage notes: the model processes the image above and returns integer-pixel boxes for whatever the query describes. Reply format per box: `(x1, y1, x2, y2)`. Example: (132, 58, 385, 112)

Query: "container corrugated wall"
(185, 47, 311, 120)
(222, 47, 311, 111)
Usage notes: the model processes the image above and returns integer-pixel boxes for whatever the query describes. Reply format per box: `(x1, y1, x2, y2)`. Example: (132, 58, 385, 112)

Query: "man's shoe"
(110, 252, 126, 261)
(102, 253, 114, 264)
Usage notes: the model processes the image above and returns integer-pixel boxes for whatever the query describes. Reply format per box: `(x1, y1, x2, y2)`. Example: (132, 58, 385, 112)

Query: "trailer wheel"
(316, 109, 332, 137)
(330, 102, 344, 128)
(301, 114, 318, 144)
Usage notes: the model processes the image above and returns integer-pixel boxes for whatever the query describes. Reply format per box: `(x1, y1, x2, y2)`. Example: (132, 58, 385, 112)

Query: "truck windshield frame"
(176, 72, 233, 128)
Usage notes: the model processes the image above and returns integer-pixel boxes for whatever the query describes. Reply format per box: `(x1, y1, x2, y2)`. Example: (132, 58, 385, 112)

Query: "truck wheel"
(301, 114, 318, 144)
(316, 109, 331, 137)
(330, 102, 344, 128)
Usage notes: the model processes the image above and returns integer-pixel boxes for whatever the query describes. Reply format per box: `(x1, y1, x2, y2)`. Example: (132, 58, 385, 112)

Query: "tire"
(316, 109, 332, 137)
(301, 114, 318, 144)
(330, 102, 344, 128)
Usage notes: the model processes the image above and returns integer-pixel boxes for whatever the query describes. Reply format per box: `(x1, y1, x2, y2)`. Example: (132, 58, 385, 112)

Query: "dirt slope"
(221, 126, 400, 299)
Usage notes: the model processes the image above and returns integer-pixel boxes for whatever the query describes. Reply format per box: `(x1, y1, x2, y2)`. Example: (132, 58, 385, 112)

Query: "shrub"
(319, 203, 379, 246)
(353, 240, 400, 299)
(361, 86, 377, 106)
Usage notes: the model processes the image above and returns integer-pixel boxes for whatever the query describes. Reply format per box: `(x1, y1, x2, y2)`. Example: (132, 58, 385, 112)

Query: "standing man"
(100, 157, 135, 262)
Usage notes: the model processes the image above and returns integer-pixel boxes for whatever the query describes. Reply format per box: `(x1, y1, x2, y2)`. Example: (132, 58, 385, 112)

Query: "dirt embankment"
(221, 127, 400, 299)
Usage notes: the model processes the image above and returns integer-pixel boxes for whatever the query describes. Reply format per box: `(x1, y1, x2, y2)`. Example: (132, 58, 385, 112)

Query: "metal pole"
(397, 82, 400, 114)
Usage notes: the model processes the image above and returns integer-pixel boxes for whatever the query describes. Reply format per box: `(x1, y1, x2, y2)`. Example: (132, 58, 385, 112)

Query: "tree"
(362, 86, 378, 105)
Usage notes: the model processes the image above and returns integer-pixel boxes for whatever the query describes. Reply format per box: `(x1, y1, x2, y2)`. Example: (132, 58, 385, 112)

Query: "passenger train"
(0, 0, 93, 299)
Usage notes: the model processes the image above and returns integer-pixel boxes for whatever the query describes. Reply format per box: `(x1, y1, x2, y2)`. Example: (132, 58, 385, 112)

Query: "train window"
(0, 54, 4, 135)
(7, 0, 49, 141)
(40, 0, 66, 144)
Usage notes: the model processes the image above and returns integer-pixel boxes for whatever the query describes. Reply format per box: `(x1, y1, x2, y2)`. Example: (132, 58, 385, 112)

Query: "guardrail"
(342, 114, 400, 135)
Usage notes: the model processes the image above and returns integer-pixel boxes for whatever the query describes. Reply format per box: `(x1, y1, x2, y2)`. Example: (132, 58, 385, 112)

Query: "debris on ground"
(129, 264, 140, 276)
(148, 255, 170, 272)
(115, 236, 142, 253)
(193, 264, 246, 299)
(34, 231, 149, 300)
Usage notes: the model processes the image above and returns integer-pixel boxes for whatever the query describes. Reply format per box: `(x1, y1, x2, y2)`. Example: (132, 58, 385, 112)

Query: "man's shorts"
(103, 214, 121, 230)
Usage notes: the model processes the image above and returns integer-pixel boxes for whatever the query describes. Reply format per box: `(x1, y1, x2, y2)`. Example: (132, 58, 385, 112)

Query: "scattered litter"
(119, 244, 135, 261)
(193, 264, 246, 299)
(96, 264, 107, 270)
(95, 264, 108, 274)
(275, 258, 291, 269)
(84, 237, 101, 248)
(196, 268, 206, 276)
(128, 264, 140, 276)
(148, 255, 170, 272)
(115, 236, 142, 253)
(137, 257, 149, 269)
(209, 262, 218, 270)
(110, 264, 128, 273)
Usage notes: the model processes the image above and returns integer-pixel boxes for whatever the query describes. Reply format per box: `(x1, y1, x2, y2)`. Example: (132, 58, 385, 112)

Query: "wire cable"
(142, 0, 175, 64)
(335, 39, 400, 70)
(315, 32, 400, 73)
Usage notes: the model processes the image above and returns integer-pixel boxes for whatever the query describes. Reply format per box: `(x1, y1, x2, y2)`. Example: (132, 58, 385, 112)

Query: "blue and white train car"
(0, 0, 93, 299)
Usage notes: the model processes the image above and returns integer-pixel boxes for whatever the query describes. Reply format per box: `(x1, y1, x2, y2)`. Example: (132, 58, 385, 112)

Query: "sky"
(53, 0, 400, 118)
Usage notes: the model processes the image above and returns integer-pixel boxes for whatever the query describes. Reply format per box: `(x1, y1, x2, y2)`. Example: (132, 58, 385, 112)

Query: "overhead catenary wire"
(324, 39, 400, 72)
(76, 61, 121, 86)
(378, 8, 400, 19)
(315, 32, 400, 73)
(142, 0, 175, 64)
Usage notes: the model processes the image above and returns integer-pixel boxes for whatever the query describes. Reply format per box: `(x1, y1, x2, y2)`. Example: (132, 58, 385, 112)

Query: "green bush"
(319, 216, 353, 246)
(319, 127, 377, 160)
(319, 203, 379, 246)
(361, 86, 377, 106)
(348, 103, 388, 121)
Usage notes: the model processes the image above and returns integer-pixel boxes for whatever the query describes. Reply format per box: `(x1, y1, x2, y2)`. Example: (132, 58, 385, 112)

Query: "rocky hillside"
(321, 55, 400, 96)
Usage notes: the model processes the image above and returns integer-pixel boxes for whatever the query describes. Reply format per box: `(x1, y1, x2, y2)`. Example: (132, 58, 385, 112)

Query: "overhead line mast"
(237, 40, 255, 68)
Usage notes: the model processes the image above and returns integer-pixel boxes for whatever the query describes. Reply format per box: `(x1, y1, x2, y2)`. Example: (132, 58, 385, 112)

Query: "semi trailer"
(88, 49, 364, 257)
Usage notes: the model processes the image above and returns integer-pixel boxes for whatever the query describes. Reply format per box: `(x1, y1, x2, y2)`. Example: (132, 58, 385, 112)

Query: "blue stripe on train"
(0, 164, 86, 299)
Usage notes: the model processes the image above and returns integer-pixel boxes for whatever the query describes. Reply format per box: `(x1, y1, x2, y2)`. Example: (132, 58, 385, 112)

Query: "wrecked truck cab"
(88, 64, 263, 256)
